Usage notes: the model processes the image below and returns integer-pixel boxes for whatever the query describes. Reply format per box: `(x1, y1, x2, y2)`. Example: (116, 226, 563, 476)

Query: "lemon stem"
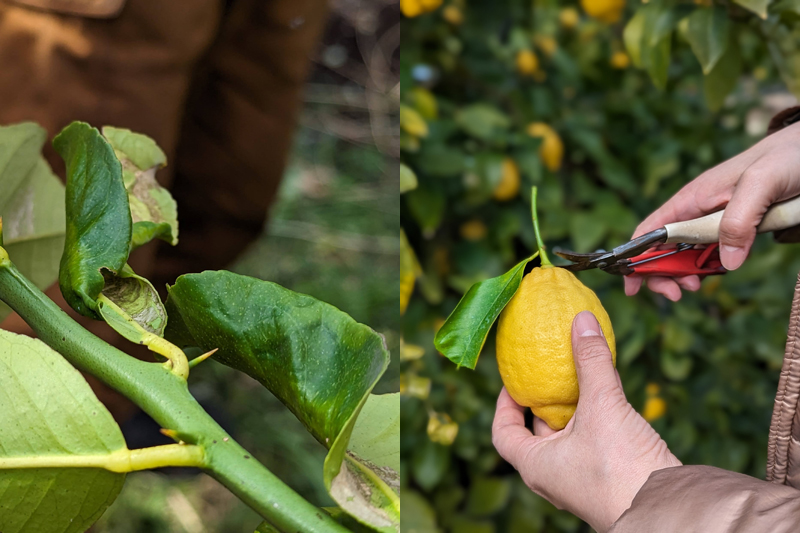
(531, 186, 552, 267)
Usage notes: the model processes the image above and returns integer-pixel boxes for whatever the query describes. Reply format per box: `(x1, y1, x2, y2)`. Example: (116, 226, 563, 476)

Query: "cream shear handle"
(663, 195, 800, 244)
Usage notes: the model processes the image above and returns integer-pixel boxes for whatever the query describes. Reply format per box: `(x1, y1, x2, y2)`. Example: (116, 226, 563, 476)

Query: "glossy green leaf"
(0, 123, 65, 320)
(434, 254, 536, 369)
(455, 104, 510, 141)
(466, 477, 511, 517)
(704, 40, 742, 112)
(771, 0, 800, 15)
(98, 264, 167, 341)
(400, 490, 439, 533)
(0, 329, 126, 533)
(767, 34, 800, 97)
(163, 271, 397, 531)
(623, 9, 646, 68)
(102, 127, 178, 248)
(400, 163, 418, 193)
(642, 4, 672, 89)
(450, 516, 495, 533)
(406, 186, 445, 234)
(650, 5, 694, 46)
(686, 7, 730, 74)
(54, 122, 131, 319)
(415, 145, 465, 178)
(733, 0, 771, 18)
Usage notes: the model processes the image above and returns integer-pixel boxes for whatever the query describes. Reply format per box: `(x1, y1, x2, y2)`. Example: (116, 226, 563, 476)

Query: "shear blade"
(553, 248, 611, 271)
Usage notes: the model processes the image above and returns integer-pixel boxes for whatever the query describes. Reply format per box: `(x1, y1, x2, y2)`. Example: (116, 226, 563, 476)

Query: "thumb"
(718, 167, 779, 270)
(572, 311, 620, 403)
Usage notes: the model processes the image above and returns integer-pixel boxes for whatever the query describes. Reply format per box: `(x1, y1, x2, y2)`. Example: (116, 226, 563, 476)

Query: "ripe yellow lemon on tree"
(493, 158, 521, 201)
(496, 266, 616, 429)
(401, 0, 443, 18)
(526, 122, 564, 172)
(535, 36, 558, 57)
(460, 219, 488, 241)
(516, 49, 539, 76)
(581, 0, 625, 24)
(442, 5, 464, 25)
(610, 50, 630, 69)
(559, 7, 580, 29)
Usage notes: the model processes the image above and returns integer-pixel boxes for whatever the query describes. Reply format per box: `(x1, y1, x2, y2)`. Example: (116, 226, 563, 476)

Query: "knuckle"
(695, 187, 730, 214)
(575, 337, 611, 366)
(719, 212, 752, 244)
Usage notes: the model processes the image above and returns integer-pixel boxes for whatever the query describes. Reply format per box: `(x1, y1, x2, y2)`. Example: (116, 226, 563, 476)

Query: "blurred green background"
(93, 1, 400, 531)
(400, 0, 800, 531)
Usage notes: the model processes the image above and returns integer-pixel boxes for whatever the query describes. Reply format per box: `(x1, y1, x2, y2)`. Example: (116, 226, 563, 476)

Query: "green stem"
(0, 444, 205, 473)
(0, 253, 347, 533)
(531, 186, 551, 266)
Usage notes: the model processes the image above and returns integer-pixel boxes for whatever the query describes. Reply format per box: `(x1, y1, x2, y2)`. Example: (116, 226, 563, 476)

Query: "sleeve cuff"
(768, 106, 800, 135)
(609, 465, 800, 533)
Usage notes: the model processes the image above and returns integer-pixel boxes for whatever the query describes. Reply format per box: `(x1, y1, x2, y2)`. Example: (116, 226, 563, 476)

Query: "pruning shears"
(555, 195, 800, 277)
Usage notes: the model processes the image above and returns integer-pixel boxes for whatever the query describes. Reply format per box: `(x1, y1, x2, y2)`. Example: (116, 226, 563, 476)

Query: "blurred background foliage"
(93, 1, 399, 531)
(400, 0, 800, 531)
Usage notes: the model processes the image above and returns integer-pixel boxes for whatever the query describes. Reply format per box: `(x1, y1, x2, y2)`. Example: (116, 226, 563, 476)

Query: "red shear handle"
(625, 245, 727, 278)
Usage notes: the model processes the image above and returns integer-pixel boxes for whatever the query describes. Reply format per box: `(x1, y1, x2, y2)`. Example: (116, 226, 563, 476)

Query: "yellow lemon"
(559, 7, 580, 29)
(401, 0, 442, 17)
(610, 50, 630, 69)
(526, 122, 564, 172)
(535, 36, 558, 58)
(442, 5, 464, 25)
(496, 266, 616, 430)
(460, 219, 488, 241)
(516, 49, 539, 76)
(642, 396, 667, 422)
(420, 0, 444, 10)
(581, 0, 625, 24)
(408, 87, 438, 120)
(400, 104, 429, 138)
(645, 383, 661, 396)
(493, 158, 521, 201)
(401, 0, 424, 17)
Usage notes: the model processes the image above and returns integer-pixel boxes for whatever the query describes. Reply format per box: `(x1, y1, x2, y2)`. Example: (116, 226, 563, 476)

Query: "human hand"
(492, 311, 681, 532)
(625, 121, 800, 301)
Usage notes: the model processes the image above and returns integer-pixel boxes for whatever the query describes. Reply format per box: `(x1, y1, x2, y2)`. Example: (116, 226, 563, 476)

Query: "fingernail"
(720, 245, 747, 270)
(574, 311, 601, 337)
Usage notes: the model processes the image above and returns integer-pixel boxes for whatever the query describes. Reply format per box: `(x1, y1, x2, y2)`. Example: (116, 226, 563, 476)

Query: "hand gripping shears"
(555, 195, 800, 277)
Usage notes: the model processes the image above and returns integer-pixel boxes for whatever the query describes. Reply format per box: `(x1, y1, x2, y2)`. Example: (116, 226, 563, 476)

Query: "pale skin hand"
(492, 311, 681, 532)
(625, 121, 800, 301)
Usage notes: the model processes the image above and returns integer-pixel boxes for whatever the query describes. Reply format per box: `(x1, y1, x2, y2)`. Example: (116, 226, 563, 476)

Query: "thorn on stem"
(189, 348, 218, 369)
(160, 428, 180, 441)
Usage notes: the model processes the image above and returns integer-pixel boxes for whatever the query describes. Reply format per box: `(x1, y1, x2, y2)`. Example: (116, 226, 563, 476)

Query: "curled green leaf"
(102, 126, 178, 248)
(55, 122, 131, 319)
(99, 264, 167, 338)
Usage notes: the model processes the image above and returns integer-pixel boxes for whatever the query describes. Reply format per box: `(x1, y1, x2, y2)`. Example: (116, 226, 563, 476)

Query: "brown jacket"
(611, 110, 800, 532)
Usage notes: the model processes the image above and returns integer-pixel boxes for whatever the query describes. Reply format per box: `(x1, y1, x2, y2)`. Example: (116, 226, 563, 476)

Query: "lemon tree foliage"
(401, 0, 800, 530)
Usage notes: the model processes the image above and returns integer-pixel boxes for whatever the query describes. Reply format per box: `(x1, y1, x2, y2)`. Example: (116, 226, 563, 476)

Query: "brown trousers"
(0, 0, 328, 419)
